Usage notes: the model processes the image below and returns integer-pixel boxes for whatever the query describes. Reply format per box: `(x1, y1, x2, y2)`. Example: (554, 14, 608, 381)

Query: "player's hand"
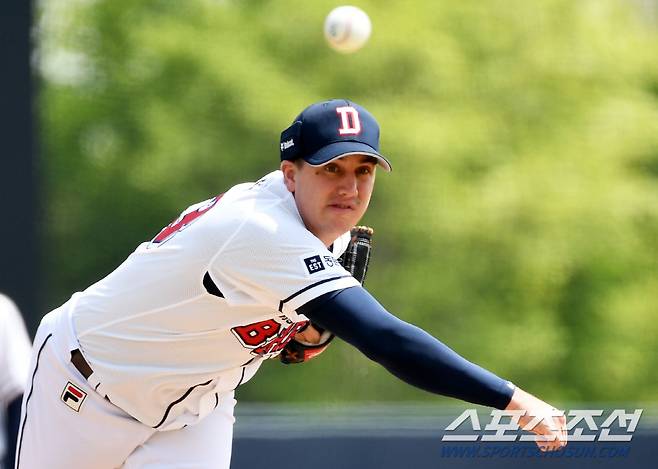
(505, 387, 567, 452)
(280, 322, 334, 364)
(293, 323, 323, 345)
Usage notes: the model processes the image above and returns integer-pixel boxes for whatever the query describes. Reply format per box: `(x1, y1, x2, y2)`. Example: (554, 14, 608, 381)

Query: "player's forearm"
(371, 321, 515, 409)
(299, 287, 515, 409)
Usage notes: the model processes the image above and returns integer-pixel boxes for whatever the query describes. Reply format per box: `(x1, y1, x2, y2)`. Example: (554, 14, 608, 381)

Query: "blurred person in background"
(0, 294, 31, 469)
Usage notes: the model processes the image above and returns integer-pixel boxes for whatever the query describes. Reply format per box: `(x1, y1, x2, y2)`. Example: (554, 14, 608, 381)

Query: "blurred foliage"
(36, 0, 658, 403)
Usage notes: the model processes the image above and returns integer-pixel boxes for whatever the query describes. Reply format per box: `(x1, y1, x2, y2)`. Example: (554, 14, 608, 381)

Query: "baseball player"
(16, 99, 566, 469)
(0, 294, 31, 469)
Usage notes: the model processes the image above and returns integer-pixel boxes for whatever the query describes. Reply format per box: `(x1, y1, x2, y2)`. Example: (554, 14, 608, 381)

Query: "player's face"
(281, 154, 377, 246)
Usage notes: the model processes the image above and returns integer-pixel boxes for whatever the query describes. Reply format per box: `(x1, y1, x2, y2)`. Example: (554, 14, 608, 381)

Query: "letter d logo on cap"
(336, 106, 361, 135)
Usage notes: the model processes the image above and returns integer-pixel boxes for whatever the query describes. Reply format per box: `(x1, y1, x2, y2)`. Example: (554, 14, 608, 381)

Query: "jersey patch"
(303, 255, 326, 275)
(61, 381, 87, 412)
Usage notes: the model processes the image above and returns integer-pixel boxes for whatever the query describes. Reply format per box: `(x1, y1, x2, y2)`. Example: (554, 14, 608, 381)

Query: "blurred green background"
(36, 0, 658, 404)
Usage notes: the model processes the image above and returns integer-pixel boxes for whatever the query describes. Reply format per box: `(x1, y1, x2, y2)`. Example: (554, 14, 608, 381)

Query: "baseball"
(324, 6, 372, 53)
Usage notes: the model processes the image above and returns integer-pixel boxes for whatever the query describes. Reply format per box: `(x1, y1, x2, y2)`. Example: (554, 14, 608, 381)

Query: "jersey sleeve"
(208, 214, 359, 315)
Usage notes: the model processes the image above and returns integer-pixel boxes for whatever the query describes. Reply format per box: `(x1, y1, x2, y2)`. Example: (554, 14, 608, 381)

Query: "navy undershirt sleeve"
(298, 286, 515, 410)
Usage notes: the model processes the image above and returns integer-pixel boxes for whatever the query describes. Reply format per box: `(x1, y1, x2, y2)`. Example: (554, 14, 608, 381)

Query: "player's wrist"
(504, 385, 528, 411)
(498, 381, 517, 410)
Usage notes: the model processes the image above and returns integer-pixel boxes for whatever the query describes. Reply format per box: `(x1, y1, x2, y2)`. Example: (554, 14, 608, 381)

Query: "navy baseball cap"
(280, 99, 392, 171)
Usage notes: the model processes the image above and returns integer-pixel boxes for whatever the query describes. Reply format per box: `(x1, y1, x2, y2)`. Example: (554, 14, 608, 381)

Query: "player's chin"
(326, 207, 359, 224)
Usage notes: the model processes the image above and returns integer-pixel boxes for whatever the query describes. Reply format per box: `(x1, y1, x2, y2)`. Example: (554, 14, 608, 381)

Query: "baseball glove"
(280, 226, 373, 364)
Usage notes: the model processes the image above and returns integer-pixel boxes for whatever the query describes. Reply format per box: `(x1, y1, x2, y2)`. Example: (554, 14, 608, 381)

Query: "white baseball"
(324, 6, 372, 53)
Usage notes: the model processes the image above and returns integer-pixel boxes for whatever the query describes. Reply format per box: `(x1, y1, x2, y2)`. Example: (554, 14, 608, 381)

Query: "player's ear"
(280, 160, 297, 193)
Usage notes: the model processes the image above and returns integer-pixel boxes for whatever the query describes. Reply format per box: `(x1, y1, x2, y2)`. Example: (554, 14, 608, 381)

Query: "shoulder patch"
(303, 255, 326, 275)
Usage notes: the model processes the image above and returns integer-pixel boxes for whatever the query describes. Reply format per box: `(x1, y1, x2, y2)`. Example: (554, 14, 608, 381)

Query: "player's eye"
(324, 164, 339, 173)
(357, 166, 373, 175)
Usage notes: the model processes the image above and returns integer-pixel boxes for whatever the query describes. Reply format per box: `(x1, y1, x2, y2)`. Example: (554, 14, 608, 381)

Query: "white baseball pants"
(15, 309, 236, 469)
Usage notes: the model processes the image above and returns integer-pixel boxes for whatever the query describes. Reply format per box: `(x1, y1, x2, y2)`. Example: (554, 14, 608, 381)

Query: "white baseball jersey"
(70, 170, 359, 430)
(0, 294, 31, 462)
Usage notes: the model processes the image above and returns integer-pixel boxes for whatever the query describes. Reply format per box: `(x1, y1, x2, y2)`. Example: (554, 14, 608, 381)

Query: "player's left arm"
(298, 286, 567, 450)
(299, 286, 514, 408)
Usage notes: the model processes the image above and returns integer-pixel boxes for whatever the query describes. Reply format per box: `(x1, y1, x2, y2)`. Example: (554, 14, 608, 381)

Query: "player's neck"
(307, 227, 341, 248)
(310, 231, 336, 248)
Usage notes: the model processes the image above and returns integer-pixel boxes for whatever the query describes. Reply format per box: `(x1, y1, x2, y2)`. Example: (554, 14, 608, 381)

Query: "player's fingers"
(535, 427, 565, 452)
(532, 412, 567, 451)
(545, 439, 558, 451)
(557, 415, 568, 449)
(542, 414, 566, 451)
(535, 434, 554, 451)
(550, 434, 566, 451)
(541, 439, 559, 452)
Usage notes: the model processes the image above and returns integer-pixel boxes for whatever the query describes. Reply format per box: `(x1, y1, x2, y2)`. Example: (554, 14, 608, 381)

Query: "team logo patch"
(303, 255, 325, 274)
(61, 381, 87, 412)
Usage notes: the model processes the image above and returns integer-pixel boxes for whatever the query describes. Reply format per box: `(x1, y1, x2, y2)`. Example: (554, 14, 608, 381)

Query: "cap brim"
(305, 141, 392, 172)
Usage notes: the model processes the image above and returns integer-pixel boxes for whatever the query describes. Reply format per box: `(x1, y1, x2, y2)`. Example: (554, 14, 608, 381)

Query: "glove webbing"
(338, 226, 373, 285)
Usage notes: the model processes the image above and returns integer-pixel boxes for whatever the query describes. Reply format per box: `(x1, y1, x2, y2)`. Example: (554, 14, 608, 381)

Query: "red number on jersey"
(151, 195, 222, 245)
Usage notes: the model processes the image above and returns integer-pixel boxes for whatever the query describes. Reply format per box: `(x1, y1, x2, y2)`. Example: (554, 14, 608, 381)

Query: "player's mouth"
(328, 202, 354, 211)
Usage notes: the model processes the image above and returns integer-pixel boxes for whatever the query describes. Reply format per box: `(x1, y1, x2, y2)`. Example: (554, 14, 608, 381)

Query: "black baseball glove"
(280, 226, 373, 364)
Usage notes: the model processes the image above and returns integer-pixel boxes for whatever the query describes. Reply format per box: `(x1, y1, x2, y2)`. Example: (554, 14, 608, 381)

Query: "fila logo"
(61, 381, 87, 412)
(336, 106, 361, 135)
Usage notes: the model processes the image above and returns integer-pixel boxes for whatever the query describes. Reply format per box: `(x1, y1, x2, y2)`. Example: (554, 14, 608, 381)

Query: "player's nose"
(337, 173, 358, 197)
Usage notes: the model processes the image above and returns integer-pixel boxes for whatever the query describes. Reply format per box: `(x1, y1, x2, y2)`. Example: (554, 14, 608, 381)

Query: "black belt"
(71, 349, 94, 380)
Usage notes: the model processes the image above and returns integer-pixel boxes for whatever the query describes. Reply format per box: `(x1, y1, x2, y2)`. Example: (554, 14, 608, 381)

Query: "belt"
(70, 349, 94, 380)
